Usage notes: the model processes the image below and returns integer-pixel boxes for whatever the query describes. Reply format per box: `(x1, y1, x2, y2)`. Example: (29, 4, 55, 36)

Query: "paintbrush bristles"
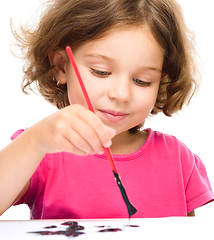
(113, 171, 137, 218)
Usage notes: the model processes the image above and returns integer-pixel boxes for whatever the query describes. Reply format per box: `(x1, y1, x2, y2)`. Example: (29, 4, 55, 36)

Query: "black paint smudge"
(28, 221, 85, 237)
(99, 228, 122, 232)
(96, 225, 111, 228)
(61, 221, 78, 226)
(29, 230, 85, 237)
(66, 225, 85, 231)
(125, 225, 140, 228)
(44, 225, 57, 229)
(28, 221, 140, 238)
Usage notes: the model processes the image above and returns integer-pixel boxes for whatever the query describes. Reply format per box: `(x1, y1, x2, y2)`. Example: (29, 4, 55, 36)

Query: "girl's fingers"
(67, 115, 106, 154)
(36, 105, 116, 155)
(63, 126, 96, 155)
(59, 137, 89, 156)
(76, 107, 115, 150)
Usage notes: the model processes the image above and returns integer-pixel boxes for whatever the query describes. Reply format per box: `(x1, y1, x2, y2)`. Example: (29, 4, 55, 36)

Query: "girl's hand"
(30, 105, 116, 156)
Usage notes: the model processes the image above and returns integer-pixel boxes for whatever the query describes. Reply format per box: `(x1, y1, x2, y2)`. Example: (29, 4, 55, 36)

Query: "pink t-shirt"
(12, 129, 214, 219)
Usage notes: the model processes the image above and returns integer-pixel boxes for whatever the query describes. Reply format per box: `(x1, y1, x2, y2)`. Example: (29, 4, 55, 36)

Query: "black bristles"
(113, 171, 137, 218)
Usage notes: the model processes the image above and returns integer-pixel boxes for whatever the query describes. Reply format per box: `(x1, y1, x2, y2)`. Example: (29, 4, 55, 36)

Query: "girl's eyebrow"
(143, 66, 162, 73)
(84, 53, 162, 73)
(84, 53, 115, 62)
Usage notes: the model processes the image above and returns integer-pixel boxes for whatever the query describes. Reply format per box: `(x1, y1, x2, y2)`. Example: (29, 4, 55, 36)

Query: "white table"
(0, 217, 212, 240)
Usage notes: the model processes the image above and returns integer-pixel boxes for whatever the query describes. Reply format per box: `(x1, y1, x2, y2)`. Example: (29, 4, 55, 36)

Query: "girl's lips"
(98, 110, 129, 123)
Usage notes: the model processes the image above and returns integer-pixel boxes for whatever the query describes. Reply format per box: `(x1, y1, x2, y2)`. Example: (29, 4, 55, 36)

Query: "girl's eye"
(90, 69, 111, 78)
(133, 78, 152, 87)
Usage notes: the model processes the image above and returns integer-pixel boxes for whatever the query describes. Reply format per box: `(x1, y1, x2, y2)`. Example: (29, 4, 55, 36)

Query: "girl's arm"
(0, 129, 45, 215)
(0, 105, 115, 215)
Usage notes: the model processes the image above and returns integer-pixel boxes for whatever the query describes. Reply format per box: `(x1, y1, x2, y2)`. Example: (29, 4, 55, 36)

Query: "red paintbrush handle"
(66, 46, 118, 174)
(103, 147, 118, 174)
(65, 46, 94, 112)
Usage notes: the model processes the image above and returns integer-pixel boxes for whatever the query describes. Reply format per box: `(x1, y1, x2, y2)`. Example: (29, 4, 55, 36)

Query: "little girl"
(0, 0, 213, 219)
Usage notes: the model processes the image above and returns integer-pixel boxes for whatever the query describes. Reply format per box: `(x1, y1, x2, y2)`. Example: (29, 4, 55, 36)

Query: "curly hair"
(12, 0, 198, 121)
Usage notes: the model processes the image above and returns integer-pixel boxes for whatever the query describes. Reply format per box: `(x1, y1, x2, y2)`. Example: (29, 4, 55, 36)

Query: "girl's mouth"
(98, 109, 129, 123)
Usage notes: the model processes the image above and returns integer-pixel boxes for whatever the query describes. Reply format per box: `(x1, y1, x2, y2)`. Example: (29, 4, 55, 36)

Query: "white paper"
(0, 217, 212, 240)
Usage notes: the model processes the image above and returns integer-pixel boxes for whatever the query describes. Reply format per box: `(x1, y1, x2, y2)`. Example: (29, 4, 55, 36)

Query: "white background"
(0, 0, 213, 220)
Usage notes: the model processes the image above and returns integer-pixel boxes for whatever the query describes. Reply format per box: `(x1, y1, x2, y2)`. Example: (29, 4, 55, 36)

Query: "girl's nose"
(107, 77, 132, 102)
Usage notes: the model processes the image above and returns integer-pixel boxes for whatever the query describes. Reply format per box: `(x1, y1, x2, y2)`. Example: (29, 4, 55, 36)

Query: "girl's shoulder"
(144, 128, 198, 166)
(144, 128, 191, 151)
(146, 128, 193, 152)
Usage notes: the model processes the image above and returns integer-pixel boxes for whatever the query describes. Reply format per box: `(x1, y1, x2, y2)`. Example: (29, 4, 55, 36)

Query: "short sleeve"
(185, 155, 214, 213)
(10, 129, 26, 141)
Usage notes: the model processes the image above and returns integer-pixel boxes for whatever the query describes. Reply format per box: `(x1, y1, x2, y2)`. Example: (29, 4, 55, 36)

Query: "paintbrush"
(65, 46, 137, 218)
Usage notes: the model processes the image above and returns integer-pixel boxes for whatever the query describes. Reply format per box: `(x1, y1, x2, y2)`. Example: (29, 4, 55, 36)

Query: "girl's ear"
(48, 50, 68, 84)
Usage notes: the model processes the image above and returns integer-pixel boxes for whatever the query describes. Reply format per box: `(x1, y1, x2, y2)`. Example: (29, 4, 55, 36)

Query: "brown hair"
(12, 0, 198, 119)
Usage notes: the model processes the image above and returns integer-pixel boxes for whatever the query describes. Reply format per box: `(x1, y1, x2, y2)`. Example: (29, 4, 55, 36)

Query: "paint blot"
(28, 221, 141, 238)
(96, 225, 111, 228)
(29, 231, 54, 236)
(125, 225, 140, 228)
(99, 228, 122, 232)
(28, 229, 85, 237)
(44, 225, 57, 229)
(61, 221, 78, 226)
(66, 225, 85, 231)
(28, 221, 85, 238)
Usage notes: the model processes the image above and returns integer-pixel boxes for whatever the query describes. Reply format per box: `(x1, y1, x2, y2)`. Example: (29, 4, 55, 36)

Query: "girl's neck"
(110, 129, 148, 155)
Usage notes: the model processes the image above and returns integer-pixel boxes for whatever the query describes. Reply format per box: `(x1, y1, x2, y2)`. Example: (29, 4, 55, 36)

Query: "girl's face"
(65, 26, 164, 136)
